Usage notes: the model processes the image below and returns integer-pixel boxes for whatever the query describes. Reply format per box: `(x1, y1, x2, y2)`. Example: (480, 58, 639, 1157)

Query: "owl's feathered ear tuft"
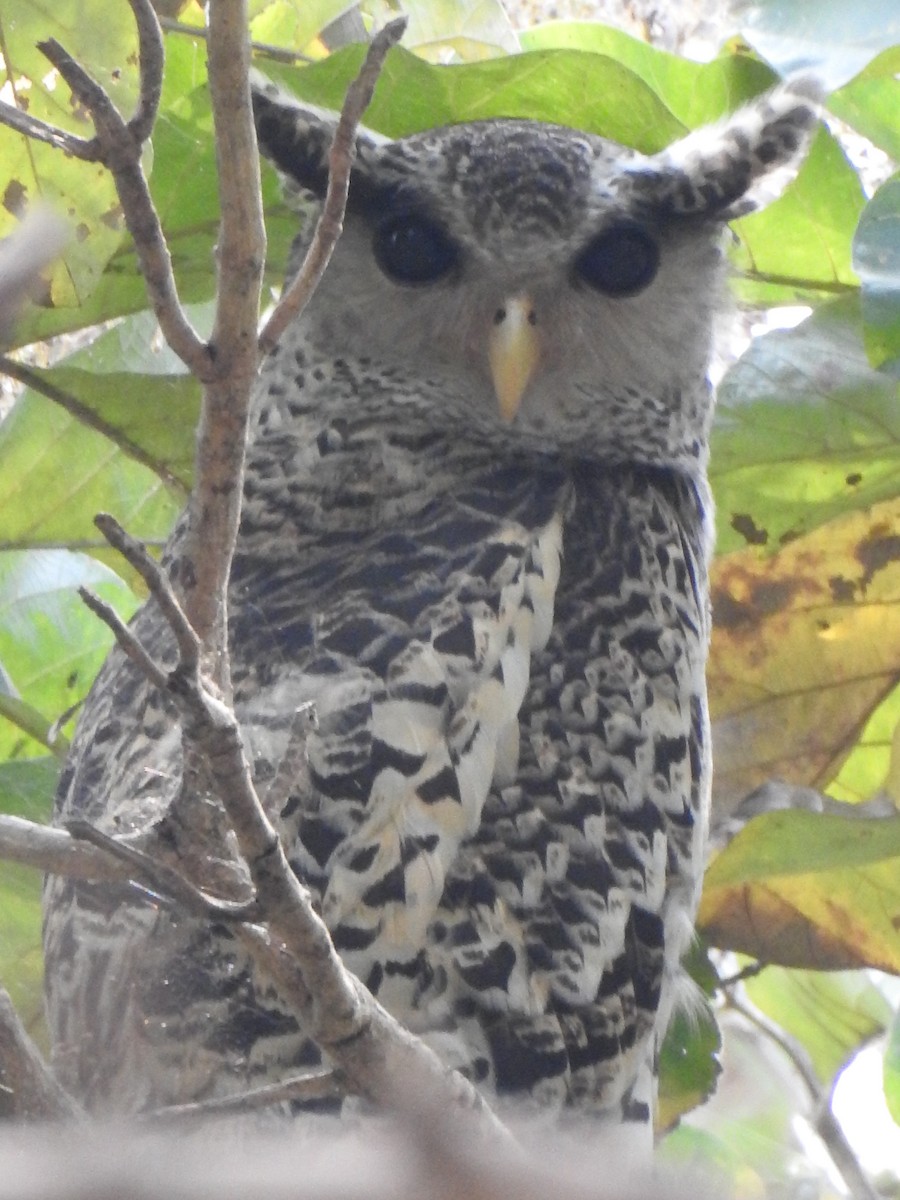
(636, 76, 824, 221)
(251, 71, 387, 202)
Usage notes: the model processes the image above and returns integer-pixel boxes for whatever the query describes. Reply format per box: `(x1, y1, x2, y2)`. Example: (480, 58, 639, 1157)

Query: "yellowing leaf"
(699, 810, 900, 971)
(709, 498, 900, 808)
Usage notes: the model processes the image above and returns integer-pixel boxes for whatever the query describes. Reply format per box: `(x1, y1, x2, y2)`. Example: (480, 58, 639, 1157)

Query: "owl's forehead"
(375, 120, 641, 238)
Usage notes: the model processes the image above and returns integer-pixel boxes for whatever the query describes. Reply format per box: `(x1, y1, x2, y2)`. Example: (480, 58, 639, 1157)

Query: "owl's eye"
(373, 214, 459, 285)
(574, 222, 660, 297)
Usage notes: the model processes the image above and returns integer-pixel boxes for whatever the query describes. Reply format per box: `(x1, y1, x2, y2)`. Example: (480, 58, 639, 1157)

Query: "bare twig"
(259, 18, 406, 352)
(727, 995, 879, 1200)
(0, 813, 131, 883)
(262, 703, 316, 815)
(66, 818, 258, 922)
(127, 0, 165, 145)
(158, 16, 316, 64)
(143, 1069, 342, 1125)
(0, 991, 83, 1120)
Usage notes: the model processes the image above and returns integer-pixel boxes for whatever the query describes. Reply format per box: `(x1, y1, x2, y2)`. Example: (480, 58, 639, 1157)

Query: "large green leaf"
(0, 381, 182, 563)
(829, 50, 900, 159)
(520, 19, 777, 123)
(260, 42, 686, 147)
(711, 298, 900, 556)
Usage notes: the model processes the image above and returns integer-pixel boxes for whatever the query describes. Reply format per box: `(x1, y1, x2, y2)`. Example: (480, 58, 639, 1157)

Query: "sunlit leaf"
(830, 52, 900, 159)
(830, 682, 900, 803)
(699, 810, 900, 971)
(0, 3, 139, 310)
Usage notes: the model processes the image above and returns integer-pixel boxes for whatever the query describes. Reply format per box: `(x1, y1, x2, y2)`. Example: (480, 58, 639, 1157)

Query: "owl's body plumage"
(43, 81, 819, 1135)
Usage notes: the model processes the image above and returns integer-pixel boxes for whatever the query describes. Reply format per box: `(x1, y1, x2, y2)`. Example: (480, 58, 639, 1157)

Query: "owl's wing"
(229, 457, 570, 1001)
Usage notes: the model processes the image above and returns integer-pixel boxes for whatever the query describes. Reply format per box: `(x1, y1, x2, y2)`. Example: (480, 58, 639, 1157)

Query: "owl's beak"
(488, 295, 541, 423)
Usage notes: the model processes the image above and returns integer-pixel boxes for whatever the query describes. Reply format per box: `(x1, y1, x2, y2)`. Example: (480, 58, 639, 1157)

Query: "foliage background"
(0, 0, 898, 1194)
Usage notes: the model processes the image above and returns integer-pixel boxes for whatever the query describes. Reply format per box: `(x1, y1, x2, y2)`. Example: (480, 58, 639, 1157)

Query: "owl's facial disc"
(487, 294, 542, 423)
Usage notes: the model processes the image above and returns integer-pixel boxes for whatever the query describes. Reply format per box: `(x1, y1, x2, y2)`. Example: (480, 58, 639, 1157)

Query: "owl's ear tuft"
(636, 76, 824, 221)
(251, 71, 387, 202)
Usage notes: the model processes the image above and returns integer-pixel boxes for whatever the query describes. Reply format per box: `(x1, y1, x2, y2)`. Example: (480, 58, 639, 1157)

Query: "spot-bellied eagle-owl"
(43, 74, 820, 1140)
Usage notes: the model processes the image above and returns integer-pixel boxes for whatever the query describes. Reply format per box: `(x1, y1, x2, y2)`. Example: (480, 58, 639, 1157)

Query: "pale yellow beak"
(488, 295, 541, 423)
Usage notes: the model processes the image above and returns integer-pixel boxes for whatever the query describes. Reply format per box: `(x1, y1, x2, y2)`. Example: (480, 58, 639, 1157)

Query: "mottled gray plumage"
(43, 77, 820, 1140)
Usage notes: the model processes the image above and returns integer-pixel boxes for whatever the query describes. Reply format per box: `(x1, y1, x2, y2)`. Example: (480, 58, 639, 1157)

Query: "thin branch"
(66, 818, 258, 922)
(92, 514, 201, 668)
(158, 16, 316, 64)
(78, 585, 169, 691)
(143, 1069, 342, 1125)
(127, 0, 165, 145)
(0, 813, 129, 883)
(259, 18, 407, 352)
(0, 98, 97, 159)
(727, 995, 879, 1200)
(178, 0, 268, 670)
(262, 702, 316, 815)
(0, 991, 83, 1120)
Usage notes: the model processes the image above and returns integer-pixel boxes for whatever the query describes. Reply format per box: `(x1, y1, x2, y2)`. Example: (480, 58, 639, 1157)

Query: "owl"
(43, 76, 820, 1144)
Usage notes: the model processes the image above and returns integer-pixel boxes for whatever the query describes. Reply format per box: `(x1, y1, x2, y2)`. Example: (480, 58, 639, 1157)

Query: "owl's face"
(253, 80, 820, 467)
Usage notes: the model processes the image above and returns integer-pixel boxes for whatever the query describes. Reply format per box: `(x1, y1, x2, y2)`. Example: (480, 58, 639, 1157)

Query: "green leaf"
(830, 682, 900, 803)
(730, 126, 865, 302)
(250, 0, 365, 54)
(0, 758, 58, 1038)
(711, 298, 900, 555)
(261, 43, 686, 148)
(853, 176, 900, 370)
(699, 810, 900, 971)
(738, 0, 900, 91)
(8, 35, 223, 348)
(520, 20, 778, 124)
(0, 551, 138, 760)
(745, 967, 891, 1083)
(0, 379, 183, 565)
(830, 52, 900, 159)
(0, 3, 140, 312)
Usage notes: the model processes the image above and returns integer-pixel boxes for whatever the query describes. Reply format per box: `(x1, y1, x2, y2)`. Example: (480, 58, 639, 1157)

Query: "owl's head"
(252, 76, 820, 468)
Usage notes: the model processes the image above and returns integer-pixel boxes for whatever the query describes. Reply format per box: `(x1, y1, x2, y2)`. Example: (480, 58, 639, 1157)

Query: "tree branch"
(142, 1069, 341, 1125)
(258, 18, 406, 353)
(0, 991, 83, 1120)
(726, 995, 879, 1200)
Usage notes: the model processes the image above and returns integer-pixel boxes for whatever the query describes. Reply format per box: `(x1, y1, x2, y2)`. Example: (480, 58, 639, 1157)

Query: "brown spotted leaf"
(699, 810, 900, 971)
(709, 498, 900, 812)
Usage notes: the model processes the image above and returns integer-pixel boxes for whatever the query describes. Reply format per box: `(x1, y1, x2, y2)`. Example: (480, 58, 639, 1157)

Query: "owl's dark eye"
(574, 222, 660, 297)
(373, 214, 458, 285)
